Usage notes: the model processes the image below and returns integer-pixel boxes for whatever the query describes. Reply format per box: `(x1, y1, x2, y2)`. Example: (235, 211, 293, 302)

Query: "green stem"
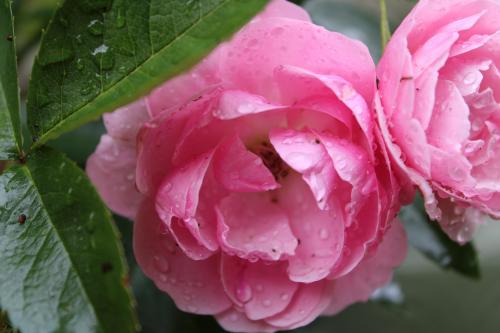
(380, 0, 391, 50)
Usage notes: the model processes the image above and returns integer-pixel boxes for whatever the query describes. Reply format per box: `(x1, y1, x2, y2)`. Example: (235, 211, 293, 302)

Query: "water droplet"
(153, 255, 169, 273)
(80, 86, 92, 95)
(91, 44, 114, 70)
(159, 274, 167, 283)
(319, 228, 329, 240)
(341, 84, 355, 99)
(255, 284, 264, 292)
(271, 26, 285, 36)
(88, 19, 104, 36)
(235, 281, 253, 303)
(59, 16, 69, 27)
(448, 165, 466, 182)
(116, 8, 126, 28)
(262, 299, 272, 307)
(246, 38, 258, 48)
(280, 293, 289, 301)
(463, 72, 476, 85)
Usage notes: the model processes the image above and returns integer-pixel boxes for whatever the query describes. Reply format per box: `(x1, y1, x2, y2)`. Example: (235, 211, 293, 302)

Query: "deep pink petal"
(216, 192, 297, 261)
(216, 90, 285, 120)
(216, 309, 277, 333)
(156, 151, 214, 220)
(86, 135, 142, 219)
(220, 17, 375, 104)
(265, 282, 330, 329)
(278, 175, 344, 283)
(270, 128, 339, 209)
(136, 108, 191, 195)
(213, 135, 279, 192)
(324, 220, 407, 315)
(133, 200, 231, 315)
(274, 66, 373, 144)
(220, 255, 298, 321)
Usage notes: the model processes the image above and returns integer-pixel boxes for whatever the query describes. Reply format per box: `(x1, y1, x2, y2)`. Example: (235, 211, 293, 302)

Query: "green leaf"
(0, 147, 138, 333)
(400, 195, 480, 279)
(0, 0, 23, 160)
(379, 0, 391, 50)
(27, 0, 269, 147)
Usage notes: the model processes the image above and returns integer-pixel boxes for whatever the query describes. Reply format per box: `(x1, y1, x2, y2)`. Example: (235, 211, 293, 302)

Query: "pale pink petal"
(412, 31, 459, 77)
(413, 67, 438, 131)
(429, 146, 476, 194)
(212, 135, 279, 192)
(324, 220, 407, 315)
(86, 135, 142, 219)
(390, 64, 432, 177)
(441, 58, 491, 96)
(375, 92, 441, 220)
(435, 196, 485, 244)
(103, 99, 150, 141)
(133, 200, 231, 315)
(451, 32, 500, 57)
(427, 80, 471, 153)
(278, 175, 344, 283)
(407, 3, 487, 51)
(216, 192, 297, 261)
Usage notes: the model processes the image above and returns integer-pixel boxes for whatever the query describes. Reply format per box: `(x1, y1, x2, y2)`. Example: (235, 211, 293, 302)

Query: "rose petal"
(103, 99, 150, 141)
(427, 80, 471, 153)
(216, 192, 297, 261)
(324, 220, 407, 315)
(86, 135, 142, 219)
(265, 281, 329, 329)
(279, 175, 344, 283)
(220, 17, 375, 104)
(213, 135, 279, 192)
(133, 200, 231, 315)
(216, 309, 277, 333)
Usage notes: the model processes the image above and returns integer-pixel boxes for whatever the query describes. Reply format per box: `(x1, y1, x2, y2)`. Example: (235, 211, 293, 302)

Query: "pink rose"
(87, 0, 407, 331)
(376, 0, 500, 244)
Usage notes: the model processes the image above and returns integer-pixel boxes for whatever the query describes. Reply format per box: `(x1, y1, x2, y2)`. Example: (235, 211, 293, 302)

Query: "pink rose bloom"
(87, 1, 407, 331)
(376, 0, 500, 244)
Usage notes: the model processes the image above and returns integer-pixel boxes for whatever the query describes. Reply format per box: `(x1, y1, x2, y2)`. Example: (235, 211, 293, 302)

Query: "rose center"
(251, 141, 290, 181)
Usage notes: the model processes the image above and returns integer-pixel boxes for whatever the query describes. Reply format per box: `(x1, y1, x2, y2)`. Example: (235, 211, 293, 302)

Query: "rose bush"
(87, 0, 407, 331)
(376, 0, 500, 244)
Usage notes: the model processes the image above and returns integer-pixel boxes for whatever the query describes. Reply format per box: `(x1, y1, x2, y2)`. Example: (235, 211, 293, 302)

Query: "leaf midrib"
(21, 165, 104, 332)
